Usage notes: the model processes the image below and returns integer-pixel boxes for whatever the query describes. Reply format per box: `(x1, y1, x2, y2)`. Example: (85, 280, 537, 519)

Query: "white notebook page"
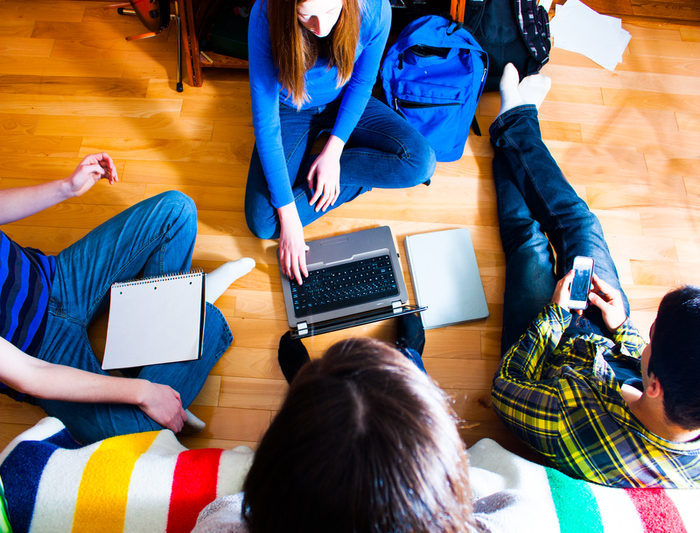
(102, 271, 205, 370)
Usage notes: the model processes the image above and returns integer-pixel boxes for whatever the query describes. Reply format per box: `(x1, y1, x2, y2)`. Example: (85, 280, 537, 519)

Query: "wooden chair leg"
(178, 0, 203, 87)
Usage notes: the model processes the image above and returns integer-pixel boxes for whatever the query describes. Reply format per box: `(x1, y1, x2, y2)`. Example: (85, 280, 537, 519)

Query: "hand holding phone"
(569, 256, 594, 310)
(551, 256, 594, 312)
(588, 273, 627, 332)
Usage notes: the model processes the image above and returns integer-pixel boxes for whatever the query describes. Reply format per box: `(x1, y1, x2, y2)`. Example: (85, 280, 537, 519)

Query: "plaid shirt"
(492, 303, 700, 488)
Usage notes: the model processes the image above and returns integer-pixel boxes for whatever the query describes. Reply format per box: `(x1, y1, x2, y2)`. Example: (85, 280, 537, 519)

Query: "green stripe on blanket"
(546, 467, 604, 533)
(0, 476, 12, 533)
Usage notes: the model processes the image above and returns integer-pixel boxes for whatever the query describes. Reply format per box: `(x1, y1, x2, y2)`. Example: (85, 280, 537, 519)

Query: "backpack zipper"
(394, 97, 460, 110)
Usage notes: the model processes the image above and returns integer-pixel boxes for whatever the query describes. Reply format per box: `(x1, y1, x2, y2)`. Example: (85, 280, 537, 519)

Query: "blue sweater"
(248, 0, 391, 209)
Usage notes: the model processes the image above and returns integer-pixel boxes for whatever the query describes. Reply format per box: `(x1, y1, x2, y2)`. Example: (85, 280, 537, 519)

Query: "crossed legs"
(34, 192, 254, 443)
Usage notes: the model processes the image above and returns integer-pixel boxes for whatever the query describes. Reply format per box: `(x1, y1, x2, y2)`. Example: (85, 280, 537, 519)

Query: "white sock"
(180, 409, 206, 435)
(206, 258, 256, 304)
(519, 72, 552, 109)
(497, 63, 552, 117)
(498, 63, 524, 117)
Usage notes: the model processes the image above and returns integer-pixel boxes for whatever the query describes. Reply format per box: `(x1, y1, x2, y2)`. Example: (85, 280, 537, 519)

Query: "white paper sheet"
(549, 0, 631, 71)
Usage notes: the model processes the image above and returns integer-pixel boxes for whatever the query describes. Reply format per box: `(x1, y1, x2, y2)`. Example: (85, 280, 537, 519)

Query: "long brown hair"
(267, 0, 361, 109)
(242, 337, 475, 533)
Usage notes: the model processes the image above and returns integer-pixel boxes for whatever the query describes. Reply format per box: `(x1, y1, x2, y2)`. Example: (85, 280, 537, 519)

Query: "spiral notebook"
(102, 270, 206, 370)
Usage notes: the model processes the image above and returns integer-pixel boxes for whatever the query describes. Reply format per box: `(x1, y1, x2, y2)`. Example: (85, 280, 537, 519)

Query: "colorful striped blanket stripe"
(1, 420, 698, 533)
(0, 418, 254, 533)
(467, 439, 699, 533)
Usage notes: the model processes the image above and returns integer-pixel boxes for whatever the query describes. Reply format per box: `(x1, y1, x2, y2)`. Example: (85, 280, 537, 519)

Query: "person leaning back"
(489, 64, 700, 489)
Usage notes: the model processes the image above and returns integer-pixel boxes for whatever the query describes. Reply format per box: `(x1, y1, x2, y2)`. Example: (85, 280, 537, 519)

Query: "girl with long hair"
(245, 0, 436, 285)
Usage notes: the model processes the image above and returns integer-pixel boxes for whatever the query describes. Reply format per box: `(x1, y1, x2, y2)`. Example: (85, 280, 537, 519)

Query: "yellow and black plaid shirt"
(492, 303, 700, 488)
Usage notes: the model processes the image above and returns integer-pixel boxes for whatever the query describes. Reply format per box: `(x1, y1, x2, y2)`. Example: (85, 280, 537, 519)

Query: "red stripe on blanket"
(624, 488, 686, 533)
(166, 448, 223, 533)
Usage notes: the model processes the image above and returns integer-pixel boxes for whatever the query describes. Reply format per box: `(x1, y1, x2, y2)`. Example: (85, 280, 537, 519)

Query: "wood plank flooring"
(1, 1, 699, 460)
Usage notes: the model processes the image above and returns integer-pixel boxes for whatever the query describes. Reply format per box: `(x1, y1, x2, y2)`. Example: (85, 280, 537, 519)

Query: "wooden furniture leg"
(451, 0, 466, 22)
(178, 0, 203, 87)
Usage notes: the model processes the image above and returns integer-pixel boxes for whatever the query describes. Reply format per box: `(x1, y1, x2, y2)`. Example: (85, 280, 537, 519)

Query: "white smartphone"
(569, 256, 594, 310)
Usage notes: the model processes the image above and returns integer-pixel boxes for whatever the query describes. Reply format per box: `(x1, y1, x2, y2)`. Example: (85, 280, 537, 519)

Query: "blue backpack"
(381, 16, 488, 163)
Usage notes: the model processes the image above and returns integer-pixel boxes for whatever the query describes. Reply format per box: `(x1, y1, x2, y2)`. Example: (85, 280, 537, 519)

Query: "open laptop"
(279, 226, 425, 338)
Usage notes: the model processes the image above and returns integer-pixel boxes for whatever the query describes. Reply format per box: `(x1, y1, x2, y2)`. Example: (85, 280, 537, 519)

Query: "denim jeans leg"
(244, 104, 344, 239)
(338, 97, 436, 189)
(244, 141, 366, 239)
(494, 151, 557, 351)
(491, 105, 630, 340)
(34, 191, 233, 443)
(398, 346, 427, 374)
(35, 315, 165, 444)
(136, 302, 232, 407)
(244, 97, 436, 238)
(51, 190, 198, 323)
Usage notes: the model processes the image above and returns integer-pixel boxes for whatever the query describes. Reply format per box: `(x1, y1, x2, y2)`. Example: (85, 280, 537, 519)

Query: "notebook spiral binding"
(111, 268, 204, 289)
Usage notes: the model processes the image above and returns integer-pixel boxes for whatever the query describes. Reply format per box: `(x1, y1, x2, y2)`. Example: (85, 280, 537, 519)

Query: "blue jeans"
(33, 191, 232, 444)
(400, 347, 426, 374)
(245, 97, 437, 239)
(491, 106, 630, 352)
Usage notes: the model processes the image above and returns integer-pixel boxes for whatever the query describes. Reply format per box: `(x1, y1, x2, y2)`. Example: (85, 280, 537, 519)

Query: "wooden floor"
(0, 1, 699, 458)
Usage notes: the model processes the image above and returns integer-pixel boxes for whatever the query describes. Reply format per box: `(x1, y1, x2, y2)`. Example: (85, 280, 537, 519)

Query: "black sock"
(396, 313, 426, 356)
(278, 331, 310, 384)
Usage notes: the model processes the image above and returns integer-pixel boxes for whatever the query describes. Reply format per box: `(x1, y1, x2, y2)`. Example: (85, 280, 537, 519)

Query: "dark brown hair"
(648, 285, 700, 430)
(242, 337, 474, 533)
(267, 0, 361, 108)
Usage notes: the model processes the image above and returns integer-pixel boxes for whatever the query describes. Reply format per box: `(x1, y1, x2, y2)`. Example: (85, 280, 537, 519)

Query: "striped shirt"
(492, 303, 700, 489)
(0, 231, 55, 356)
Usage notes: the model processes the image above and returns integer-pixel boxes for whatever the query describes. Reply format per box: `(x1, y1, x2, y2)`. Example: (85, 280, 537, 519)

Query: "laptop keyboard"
(291, 254, 399, 318)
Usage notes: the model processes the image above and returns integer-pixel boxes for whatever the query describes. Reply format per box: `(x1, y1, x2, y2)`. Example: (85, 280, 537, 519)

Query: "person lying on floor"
(191, 317, 543, 533)
(489, 64, 700, 488)
(0, 153, 255, 443)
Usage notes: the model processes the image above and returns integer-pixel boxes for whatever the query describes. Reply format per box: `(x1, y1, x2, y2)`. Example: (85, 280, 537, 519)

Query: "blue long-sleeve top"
(248, 0, 391, 208)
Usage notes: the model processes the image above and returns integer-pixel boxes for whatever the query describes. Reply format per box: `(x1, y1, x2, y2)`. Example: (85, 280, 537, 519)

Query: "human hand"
(551, 269, 579, 313)
(588, 273, 627, 332)
(137, 381, 187, 433)
(307, 136, 343, 212)
(278, 204, 309, 285)
(66, 153, 118, 197)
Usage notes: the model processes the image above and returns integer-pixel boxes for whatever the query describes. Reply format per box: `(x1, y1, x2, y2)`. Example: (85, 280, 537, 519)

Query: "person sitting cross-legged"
(490, 64, 700, 488)
(0, 153, 255, 443)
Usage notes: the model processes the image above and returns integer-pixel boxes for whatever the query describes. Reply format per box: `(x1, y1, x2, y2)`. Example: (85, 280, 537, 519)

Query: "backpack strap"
(513, 0, 551, 74)
(461, 0, 487, 33)
(392, 15, 485, 56)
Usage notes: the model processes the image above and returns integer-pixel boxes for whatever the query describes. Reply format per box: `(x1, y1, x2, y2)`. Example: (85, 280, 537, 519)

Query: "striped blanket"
(0, 418, 697, 533)
(0, 418, 253, 533)
(468, 439, 699, 533)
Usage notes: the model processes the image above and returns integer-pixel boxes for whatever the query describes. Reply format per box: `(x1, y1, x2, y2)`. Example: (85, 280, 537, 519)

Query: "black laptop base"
(290, 304, 427, 339)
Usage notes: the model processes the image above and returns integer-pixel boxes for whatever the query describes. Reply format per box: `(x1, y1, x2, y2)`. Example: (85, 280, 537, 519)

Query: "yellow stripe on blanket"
(72, 431, 159, 533)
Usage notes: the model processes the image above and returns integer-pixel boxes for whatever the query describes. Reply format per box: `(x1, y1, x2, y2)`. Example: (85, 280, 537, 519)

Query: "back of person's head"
(266, 0, 361, 108)
(242, 337, 474, 533)
(648, 285, 700, 430)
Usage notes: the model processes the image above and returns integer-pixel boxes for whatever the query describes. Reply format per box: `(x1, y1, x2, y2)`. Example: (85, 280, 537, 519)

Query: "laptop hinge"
(296, 321, 308, 336)
(392, 300, 402, 313)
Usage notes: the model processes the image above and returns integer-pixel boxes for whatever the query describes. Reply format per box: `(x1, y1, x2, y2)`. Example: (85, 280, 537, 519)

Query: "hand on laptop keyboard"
(278, 205, 310, 285)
